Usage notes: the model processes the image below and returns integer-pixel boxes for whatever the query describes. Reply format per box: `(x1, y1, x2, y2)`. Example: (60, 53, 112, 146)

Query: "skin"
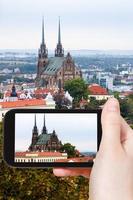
(53, 98, 133, 200)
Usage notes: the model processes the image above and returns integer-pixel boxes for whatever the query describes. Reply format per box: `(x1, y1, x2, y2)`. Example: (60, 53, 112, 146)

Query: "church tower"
(42, 114, 47, 134)
(30, 115, 39, 149)
(10, 84, 17, 97)
(37, 17, 48, 76)
(55, 18, 64, 57)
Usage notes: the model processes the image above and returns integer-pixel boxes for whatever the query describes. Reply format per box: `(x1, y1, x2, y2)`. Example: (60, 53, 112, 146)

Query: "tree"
(128, 94, 133, 101)
(0, 92, 3, 99)
(64, 78, 89, 103)
(113, 91, 120, 99)
(60, 143, 77, 158)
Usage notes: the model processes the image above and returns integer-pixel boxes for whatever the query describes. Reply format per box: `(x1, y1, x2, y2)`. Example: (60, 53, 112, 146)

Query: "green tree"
(64, 78, 89, 103)
(113, 91, 120, 99)
(119, 99, 130, 118)
(60, 143, 77, 158)
(0, 92, 3, 99)
(128, 94, 133, 101)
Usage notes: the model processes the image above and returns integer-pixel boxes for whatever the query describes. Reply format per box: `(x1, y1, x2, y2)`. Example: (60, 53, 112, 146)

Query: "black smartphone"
(4, 109, 102, 168)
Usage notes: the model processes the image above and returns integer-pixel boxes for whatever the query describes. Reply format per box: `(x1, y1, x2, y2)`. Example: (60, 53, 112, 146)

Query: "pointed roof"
(33, 114, 38, 135)
(55, 17, 64, 57)
(38, 17, 48, 58)
(10, 84, 17, 97)
(34, 114, 37, 127)
(42, 17, 45, 45)
(58, 17, 61, 45)
(42, 114, 47, 134)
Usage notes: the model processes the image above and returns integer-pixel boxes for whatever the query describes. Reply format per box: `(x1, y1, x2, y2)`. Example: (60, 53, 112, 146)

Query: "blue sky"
(1, 0, 133, 50)
(15, 113, 97, 152)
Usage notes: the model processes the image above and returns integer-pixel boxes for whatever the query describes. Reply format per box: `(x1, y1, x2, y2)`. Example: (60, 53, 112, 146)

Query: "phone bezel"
(4, 109, 102, 168)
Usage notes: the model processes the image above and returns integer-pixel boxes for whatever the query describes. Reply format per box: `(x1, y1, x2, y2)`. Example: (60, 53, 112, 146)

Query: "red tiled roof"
(88, 84, 108, 95)
(0, 99, 46, 108)
(15, 151, 67, 157)
(57, 156, 94, 163)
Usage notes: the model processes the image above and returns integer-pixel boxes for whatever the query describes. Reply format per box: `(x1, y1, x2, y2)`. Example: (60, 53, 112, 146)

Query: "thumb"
(100, 98, 121, 151)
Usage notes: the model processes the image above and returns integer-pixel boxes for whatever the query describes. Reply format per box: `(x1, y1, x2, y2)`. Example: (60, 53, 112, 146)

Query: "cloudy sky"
(1, 0, 133, 50)
(15, 113, 97, 152)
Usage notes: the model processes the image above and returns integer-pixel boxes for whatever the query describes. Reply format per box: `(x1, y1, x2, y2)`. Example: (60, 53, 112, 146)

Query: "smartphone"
(4, 109, 102, 168)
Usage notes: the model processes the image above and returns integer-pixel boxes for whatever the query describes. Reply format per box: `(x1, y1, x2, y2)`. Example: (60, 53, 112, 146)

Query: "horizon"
(2, 49, 133, 51)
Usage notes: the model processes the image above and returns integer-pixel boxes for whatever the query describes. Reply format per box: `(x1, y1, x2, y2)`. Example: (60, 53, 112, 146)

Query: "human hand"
(54, 98, 133, 200)
(89, 98, 133, 200)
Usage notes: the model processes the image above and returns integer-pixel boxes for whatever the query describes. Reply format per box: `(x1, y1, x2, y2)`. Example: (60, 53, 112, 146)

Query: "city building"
(88, 84, 114, 101)
(0, 98, 55, 122)
(36, 18, 82, 88)
(29, 115, 62, 152)
(15, 151, 67, 163)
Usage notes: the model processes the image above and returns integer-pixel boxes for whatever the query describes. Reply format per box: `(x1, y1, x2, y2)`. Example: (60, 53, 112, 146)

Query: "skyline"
(15, 113, 97, 152)
(1, 0, 133, 50)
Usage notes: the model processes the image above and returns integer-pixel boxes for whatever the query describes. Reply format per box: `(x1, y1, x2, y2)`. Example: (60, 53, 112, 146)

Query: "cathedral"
(29, 115, 62, 152)
(35, 18, 82, 88)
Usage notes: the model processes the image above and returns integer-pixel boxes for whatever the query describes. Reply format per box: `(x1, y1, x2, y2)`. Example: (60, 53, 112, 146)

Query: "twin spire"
(39, 17, 64, 58)
(33, 114, 47, 135)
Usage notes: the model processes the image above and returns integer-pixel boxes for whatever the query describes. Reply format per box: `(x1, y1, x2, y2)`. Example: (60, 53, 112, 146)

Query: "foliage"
(113, 91, 120, 99)
(0, 122, 89, 200)
(60, 143, 78, 158)
(64, 78, 89, 103)
(0, 93, 3, 99)
(54, 93, 71, 110)
(119, 97, 133, 119)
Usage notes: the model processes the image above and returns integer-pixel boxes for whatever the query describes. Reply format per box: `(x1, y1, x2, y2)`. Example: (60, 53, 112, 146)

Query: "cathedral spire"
(29, 114, 39, 150)
(34, 114, 37, 127)
(42, 114, 47, 134)
(55, 17, 64, 57)
(42, 16, 45, 45)
(58, 17, 61, 45)
(38, 17, 48, 59)
(33, 114, 38, 134)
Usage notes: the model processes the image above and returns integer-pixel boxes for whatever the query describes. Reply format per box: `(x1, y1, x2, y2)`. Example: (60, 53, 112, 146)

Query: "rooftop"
(0, 99, 46, 108)
(88, 84, 108, 95)
(43, 57, 66, 75)
(15, 151, 67, 158)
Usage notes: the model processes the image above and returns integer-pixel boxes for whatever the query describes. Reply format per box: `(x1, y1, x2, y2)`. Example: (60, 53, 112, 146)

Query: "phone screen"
(15, 113, 97, 164)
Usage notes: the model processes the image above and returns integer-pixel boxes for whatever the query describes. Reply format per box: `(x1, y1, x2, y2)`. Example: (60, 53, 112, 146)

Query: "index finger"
(53, 168, 91, 178)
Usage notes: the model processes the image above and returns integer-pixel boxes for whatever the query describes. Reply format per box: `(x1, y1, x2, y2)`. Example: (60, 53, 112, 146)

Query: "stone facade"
(36, 19, 82, 88)
(29, 115, 62, 152)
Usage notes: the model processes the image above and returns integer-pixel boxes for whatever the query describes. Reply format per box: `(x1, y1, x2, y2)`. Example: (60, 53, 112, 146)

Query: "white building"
(15, 152, 68, 163)
(0, 98, 56, 122)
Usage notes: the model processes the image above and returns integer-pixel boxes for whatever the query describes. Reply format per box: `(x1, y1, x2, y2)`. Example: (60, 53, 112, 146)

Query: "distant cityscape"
(0, 49, 133, 92)
(0, 19, 133, 163)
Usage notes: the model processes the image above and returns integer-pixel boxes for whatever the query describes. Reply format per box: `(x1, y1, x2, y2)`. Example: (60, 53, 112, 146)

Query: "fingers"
(120, 117, 133, 142)
(53, 168, 91, 178)
(100, 98, 122, 151)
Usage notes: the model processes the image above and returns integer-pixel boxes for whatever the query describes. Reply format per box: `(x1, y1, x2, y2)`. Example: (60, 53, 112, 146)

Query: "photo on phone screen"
(15, 113, 97, 164)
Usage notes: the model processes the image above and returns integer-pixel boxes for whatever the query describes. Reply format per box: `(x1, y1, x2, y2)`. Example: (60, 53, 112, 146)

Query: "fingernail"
(107, 98, 119, 112)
